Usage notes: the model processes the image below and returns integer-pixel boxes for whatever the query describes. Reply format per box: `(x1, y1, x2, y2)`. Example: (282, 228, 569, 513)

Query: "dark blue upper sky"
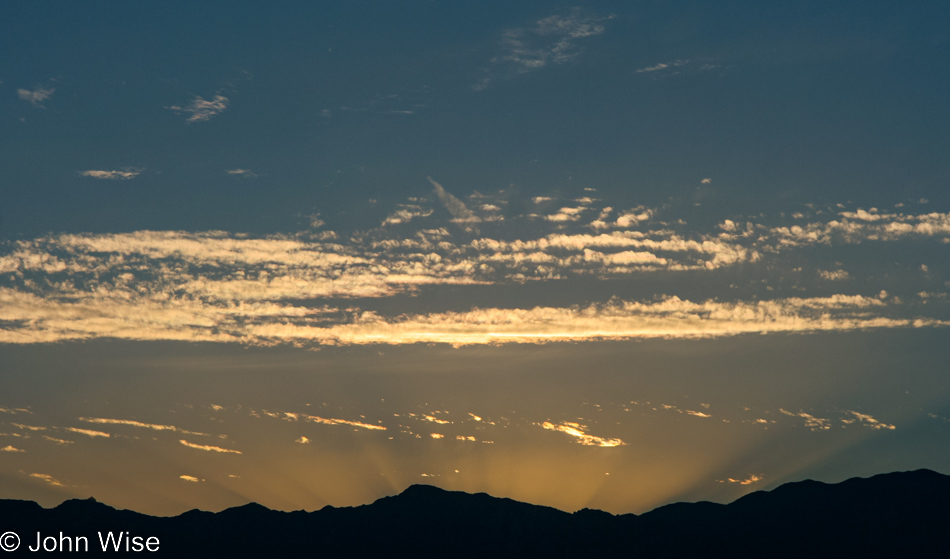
(3, 1, 949, 236)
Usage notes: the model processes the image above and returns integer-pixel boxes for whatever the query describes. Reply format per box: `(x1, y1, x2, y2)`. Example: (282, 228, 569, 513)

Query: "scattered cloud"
(1, 445, 25, 452)
(0, 195, 946, 348)
(295, 436, 310, 444)
(168, 93, 229, 123)
(18, 86, 54, 108)
(179, 475, 202, 483)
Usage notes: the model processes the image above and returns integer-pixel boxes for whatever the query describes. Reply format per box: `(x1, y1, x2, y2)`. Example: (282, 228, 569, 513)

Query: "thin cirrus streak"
(179, 440, 242, 454)
(80, 417, 211, 437)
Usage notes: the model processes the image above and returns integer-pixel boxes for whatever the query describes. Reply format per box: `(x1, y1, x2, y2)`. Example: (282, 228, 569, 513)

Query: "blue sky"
(1, 1, 949, 515)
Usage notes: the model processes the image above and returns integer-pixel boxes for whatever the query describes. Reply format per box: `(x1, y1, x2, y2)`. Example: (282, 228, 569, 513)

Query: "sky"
(1, 0, 949, 516)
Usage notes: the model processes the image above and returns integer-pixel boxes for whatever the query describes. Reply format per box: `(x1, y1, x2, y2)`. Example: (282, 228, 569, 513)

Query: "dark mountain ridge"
(0, 469, 947, 557)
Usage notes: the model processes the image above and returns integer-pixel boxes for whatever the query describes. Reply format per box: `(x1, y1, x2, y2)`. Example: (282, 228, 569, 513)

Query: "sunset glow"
(1, 1, 949, 517)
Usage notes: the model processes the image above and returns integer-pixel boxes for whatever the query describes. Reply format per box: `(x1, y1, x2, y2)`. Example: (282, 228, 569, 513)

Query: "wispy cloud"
(717, 474, 763, 485)
(819, 269, 850, 281)
(18, 86, 54, 108)
(429, 177, 478, 229)
(280, 412, 386, 431)
(381, 205, 434, 226)
(779, 409, 831, 431)
(79, 169, 142, 180)
(179, 439, 242, 454)
(841, 410, 895, 430)
(0, 407, 30, 415)
(477, 9, 608, 90)
(168, 93, 229, 123)
(1, 445, 25, 452)
(539, 421, 624, 447)
(65, 427, 110, 438)
(80, 417, 208, 437)
(635, 59, 720, 77)
(179, 475, 202, 483)
(226, 169, 258, 177)
(30, 473, 65, 487)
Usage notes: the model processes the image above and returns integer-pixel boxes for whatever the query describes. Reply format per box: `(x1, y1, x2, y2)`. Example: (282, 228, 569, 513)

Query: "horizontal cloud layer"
(0, 192, 947, 347)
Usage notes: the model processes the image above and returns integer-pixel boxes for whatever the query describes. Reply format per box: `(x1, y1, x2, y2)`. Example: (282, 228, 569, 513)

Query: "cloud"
(0, 194, 947, 348)
(30, 473, 65, 487)
(779, 409, 831, 431)
(295, 436, 310, 444)
(768, 209, 950, 246)
(477, 9, 607, 89)
(718, 474, 763, 485)
(79, 169, 141, 180)
(382, 205, 434, 226)
(636, 61, 684, 73)
(179, 475, 202, 483)
(841, 410, 895, 430)
(429, 177, 478, 227)
(168, 94, 229, 123)
(539, 421, 624, 447)
(819, 269, 850, 281)
(18, 86, 54, 108)
(281, 412, 386, 431)
(226, 169, 258, 177)
(1, 445, 25, 452)
(0, 407, 30, 415)
(179, 439, 242, 454)
(80, 417, 208, 437)
(635, 59, 720, 77)
(65, 427, 110, 438)
(12, 423, 46, 431)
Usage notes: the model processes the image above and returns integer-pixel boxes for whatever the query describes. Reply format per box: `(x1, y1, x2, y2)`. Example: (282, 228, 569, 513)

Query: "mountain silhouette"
(0, 469, 947, 557)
